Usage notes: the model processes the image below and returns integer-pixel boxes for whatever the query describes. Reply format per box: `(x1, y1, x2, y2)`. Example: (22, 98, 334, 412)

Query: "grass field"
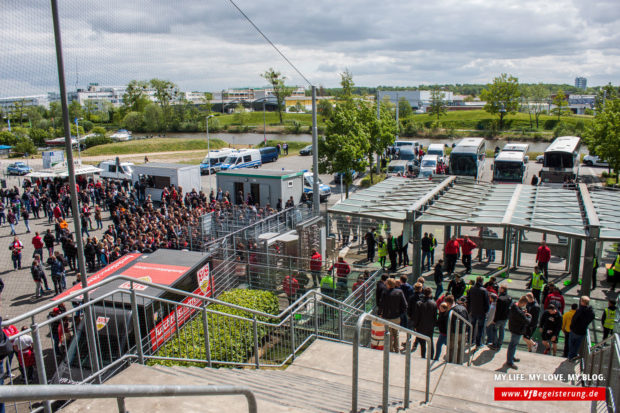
(82, 138, 228, 156)
(215, 112, 324, 127)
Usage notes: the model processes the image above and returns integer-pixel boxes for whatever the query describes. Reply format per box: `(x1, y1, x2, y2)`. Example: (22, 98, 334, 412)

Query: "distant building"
(568, 94, 596, 114)
(0, 92, 59, 112)
(575, 77, 587, 90)
(285, 96, 335, 112)
(377, 90, 455, 111)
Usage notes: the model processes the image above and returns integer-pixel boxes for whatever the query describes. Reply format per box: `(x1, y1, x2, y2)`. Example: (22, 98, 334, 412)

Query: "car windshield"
(494, 161, 523, 181)
(305, 175, 323, 185)
(398, 152, 415, 161)
(421, 160, 436, 167)
(224, 156, 238, 164)
(387, 165, 405, 173)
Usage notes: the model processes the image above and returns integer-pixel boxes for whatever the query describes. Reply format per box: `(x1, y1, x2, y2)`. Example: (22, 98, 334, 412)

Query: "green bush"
(360, 173, 386, 188)
(85, 135, 113, 148)
(148, 289, 280, 367)
(544, 119, 559, 130)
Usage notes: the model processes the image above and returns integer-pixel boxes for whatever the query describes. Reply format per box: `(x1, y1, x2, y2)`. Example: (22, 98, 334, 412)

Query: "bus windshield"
(387, 165, 405, 173)
(494, 162, 523, 182)
(421, 159, 436, 168)
(450, 154, 477, 176)
(545, 152, 574, 168)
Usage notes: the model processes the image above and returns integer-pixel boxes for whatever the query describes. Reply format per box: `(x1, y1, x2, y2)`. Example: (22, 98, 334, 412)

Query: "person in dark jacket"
(490, 285, 512, 350)
(433, 260, 444, 300)
(365, 228, 376, 263)
(399, 275, 414, 328)
(434, 302, 450, 361)
(421, 233, 432, 271)
(382, 278, 408, 353)
(407, 283, 423, 328)
(447, 274, 466, 299)
(43, 229, 55, 258)
(414, 287, 437, 359)
(539, 305, 562, 356)
(568, 296, 596, 360)
(524, 292, 541, 352)
(375, 274, 388, 316)
(387, 234, 398, 272)
(506, 296, 532, 368)
(466, 276, 489, 348)
(399, 232, 409, 267)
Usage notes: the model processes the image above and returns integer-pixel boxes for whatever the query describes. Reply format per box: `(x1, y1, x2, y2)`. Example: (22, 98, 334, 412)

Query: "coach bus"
(493, 150, 528, 183)
(449, 137, 486, 179)
(540, 136, 581, 183)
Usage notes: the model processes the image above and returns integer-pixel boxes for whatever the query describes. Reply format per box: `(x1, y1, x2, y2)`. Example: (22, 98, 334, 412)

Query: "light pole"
(206, 114, 214, 196)
(263, 99, 266, 145)
(75, 117, 83, 162)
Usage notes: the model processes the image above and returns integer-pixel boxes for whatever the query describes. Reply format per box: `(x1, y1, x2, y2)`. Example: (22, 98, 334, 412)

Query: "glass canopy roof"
(588, 188, 620, 241)
(330, 177, 594, 238)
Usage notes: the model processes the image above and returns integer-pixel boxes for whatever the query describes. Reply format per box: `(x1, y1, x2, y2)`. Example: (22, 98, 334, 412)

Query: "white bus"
(502, 143, 529, 159)
(449, 137, 486, 178)
(493, 151, 528, 183)
(540, 136, 581, 183)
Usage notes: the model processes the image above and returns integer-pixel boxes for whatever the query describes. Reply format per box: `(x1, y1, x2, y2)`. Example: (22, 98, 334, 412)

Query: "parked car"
(299, 145, 312, 156)
(6, 162, 32, 175)
(259, 146, 279, 163)
(536, 154, 544, 163)
(333, 170, 359, 182)
(583, 155, 608, 167)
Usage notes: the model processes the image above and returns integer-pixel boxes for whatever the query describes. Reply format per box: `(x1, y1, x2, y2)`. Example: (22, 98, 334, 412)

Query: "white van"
(98, 160, 134, 181)
(418, 155, 440, 177)
(303, 171, 331, 202)
(200, 148, 235, 175)
(219, 149, 262, 170)
(426, 143, 446, 163)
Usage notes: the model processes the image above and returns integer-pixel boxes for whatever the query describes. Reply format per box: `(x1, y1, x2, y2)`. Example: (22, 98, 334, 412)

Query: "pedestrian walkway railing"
(446, 310, 473, 366)
(0, 384, 257, 413)
(581, 332, 619, 413)
(1, 273, 378, 413)
(352, 313, 431, 413)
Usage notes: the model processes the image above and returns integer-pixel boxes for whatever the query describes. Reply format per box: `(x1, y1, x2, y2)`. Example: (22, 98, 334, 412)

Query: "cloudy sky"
(1, 0, 619, 97)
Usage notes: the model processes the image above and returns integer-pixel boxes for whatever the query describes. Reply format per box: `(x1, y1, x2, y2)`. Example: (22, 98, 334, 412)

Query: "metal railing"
(352, 313, 431, 413)
(1, 272, 378, 413)
(446, 309, 473, 366)
(0, 384, 257, 413)
(581, 332, 619, 412)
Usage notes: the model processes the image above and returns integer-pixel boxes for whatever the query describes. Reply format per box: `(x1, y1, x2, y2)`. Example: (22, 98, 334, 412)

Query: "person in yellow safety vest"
(528, 266, 546, 303)
(464, 279, 475, 296)
(377, 236, 388, 270)
(320, 273, 336, 297)
(602, 299, 617, 340)
(609, 253, 619, 292)
(429, 233, 437, 266)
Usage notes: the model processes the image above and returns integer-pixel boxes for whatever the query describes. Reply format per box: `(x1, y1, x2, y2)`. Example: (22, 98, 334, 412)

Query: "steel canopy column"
(410, 214, 422, 278)
(570, 238, 582, 285)
(581, 227, 599, 297)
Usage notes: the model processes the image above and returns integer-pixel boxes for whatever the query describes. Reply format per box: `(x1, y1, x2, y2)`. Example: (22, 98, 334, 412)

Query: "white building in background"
(574, 77, 587, 90)
(0, 92, 59, 112)
(377, 90, 455, 110)
(213, 86, 306, 102)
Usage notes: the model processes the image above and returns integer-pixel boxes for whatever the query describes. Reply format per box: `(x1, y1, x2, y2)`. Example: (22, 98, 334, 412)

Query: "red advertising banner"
(53, 253, 141, 301)
(149, 264, 212, 351)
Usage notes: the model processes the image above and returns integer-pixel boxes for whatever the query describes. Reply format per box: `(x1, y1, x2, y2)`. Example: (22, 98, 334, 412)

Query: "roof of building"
(217, 169, 303, 179)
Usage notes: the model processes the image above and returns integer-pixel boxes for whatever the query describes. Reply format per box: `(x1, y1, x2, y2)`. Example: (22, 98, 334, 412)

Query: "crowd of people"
(1, 175, 299, 300)
(374, 255, 616, 368)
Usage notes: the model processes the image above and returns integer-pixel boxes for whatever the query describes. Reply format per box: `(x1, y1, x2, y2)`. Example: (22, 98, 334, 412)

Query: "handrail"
(581, 332, 619, 411)
(0, 384, 257, 413)
(352, 312, 431, 413)
(446, 307, 473, 366)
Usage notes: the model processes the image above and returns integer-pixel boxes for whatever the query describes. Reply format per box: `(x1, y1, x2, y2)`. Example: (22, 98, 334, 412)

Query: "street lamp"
(206, 114, 214, 196)
(75, 117, 83, 162)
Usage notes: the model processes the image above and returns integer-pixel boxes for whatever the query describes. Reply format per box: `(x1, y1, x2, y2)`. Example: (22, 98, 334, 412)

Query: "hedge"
(148, 289, 280, 367)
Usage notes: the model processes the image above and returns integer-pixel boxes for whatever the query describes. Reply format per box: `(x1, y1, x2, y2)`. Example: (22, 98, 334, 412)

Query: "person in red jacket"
(329, 256, 351, 291)
(310, 249, 322, 287)
(31, 231, 44, 259)
(457, 235, 477, 274)
(444, 235, 460, 276)
(282, 274, 300, 305)
(544, 285, 565, 314)
(536, 240, 551, 279)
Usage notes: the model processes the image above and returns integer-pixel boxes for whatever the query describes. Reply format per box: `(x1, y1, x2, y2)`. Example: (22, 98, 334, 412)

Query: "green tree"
(122, 80, 150, 113)
(398, 97, 413, 118)
(530, 83, 549, 129)
(201, 92, 213, 114)
(92, 126, 107, 137)
(318, 71, 369, 197)
(364, 102, 396, 184)
(294, 101, 305, 113)
(552, 89, 569, 121)
(594, 83, 619, 112)
(122, 111, 145, 131)
(317, 99, 333, 119)
(28, 128, 52, 146)
(12, 100, 26, 126)
(0, 131, 17, 146)
(261, 68, 292, 124)
(233, 103, 247, 126)
(68, 100, 83, 121)
(83, 99, 98, 121)
(480, 73, 520, 129)
(428, 88, 447, 120)
(150, 78, 177, 131)
(143, 104, 163, 132)
(584, 98, 620, 179)
(13, 137, 37, 155)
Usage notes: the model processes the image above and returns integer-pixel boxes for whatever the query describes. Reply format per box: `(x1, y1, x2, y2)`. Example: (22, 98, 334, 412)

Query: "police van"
(219, 149, 262, 170)
(200, 149, 235, 175)
(303, 171, 331, 202)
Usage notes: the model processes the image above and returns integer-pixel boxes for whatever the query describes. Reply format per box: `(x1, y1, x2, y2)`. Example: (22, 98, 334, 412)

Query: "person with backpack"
(544, 284, 565, 314)
(50, 255, 65, 295)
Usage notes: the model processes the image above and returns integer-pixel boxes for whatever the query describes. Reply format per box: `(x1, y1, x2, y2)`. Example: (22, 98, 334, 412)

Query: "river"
(140, 132, 586, 154)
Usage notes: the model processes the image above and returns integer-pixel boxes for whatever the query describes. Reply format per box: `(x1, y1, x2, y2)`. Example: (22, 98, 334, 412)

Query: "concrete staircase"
(61, 340, 591, 413)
